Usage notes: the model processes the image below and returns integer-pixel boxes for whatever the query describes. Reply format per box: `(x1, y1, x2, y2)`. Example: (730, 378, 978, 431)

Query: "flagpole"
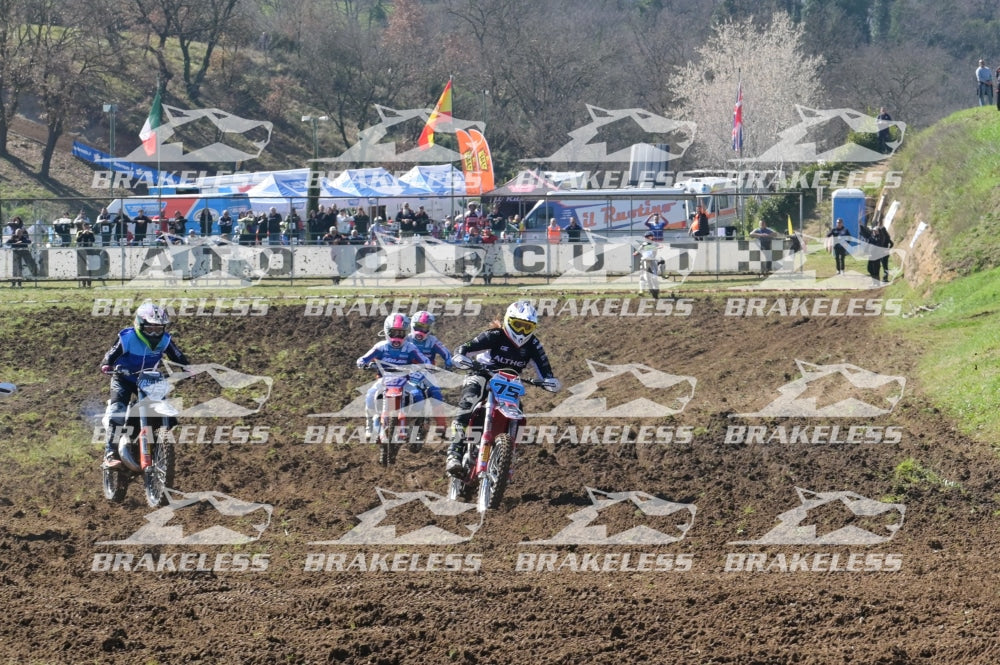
(155, 78, 162, 235)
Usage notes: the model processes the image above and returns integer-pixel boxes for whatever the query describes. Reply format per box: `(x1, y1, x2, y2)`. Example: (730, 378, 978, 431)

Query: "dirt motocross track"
(0, 293, 998, 664)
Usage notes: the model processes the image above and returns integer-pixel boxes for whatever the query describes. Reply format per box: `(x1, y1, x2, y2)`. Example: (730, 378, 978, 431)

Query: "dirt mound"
(0, 295, 996, 663)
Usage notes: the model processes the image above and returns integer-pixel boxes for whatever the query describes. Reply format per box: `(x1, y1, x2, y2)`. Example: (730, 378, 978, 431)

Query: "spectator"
(827, 217, 851, 275)
(749, 220, 776, 239)
(170, 210, 187, 237)
(96, 207, 114, 246)
(352, 207, 370, 239)
(644, 212, 667, 241)
(264, 207, 282, 244)
(53, 211, 74, 246)
(73, 209, 90, 232)
(488, 205, 507, 237)
(869, 220, 894, 282)
(218, 209, 234, 241)
(565, 218, 583, 242)
(633, 231, 661, 299)
(546, 218, 562, 244)
(876, 108, 892, 152)
(76, 223, 96, 287)
(238, 210, 256, 245)
(336, 207, 353, 235)
(5, 227, 35, 287)
(305, 209, 321, 244)
(348, 229, 366, 245)
(396, 203, 415, 238)
(976, 59, 993, 106)
(26, 219, 48, 247)
(689, 206, 710, 241)
(369, 216, 389, 242)
(284, 208, 303, 244)
(113, 210, 131, 245)
(197, 207, 214, 236)
(413, 205, 430, 237)
(321, 226, 341, 245)
(132, 209, 151, 245)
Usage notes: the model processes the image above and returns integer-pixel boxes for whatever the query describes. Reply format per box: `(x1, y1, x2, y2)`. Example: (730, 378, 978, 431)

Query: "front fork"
(137, 403, 152, 471)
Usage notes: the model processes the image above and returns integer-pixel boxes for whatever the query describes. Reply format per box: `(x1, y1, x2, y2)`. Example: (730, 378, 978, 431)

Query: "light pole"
(301, 115, 329, 226)
(103, 103, 118, 197)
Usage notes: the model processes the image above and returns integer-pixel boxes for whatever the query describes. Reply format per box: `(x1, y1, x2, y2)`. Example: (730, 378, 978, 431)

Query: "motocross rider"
(357, 313, 446, 442)
(446, 300, 561, 477)
(407, 311, 453, 369)
(100, 301, 189, 468)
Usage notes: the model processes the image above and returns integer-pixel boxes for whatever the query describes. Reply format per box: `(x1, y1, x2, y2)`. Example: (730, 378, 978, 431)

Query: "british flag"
(731, 81, 743, 153)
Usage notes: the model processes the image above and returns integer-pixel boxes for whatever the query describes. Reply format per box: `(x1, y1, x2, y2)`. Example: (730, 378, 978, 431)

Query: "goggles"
(142, 324, 166, 335)
(412, 322, 431, 334)
(507, 318, 536, 336)
(387, 328, 407, 340)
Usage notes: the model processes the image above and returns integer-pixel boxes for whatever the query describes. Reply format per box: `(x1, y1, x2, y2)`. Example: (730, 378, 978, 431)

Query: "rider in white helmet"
(99, 301, 189, 468)
(446, 300, 561, 477)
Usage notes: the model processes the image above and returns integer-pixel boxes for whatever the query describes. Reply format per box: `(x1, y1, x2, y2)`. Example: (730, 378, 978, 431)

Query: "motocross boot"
(445, 422, 467, 478)
(102, 434, 122, 469)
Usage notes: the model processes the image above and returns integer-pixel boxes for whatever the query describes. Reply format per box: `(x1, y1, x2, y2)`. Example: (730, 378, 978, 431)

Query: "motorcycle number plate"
(384, 386, 404, 397)
(488, 374, 524, 401)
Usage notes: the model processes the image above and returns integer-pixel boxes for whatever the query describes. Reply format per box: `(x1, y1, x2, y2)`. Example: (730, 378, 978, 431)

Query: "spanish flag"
(418, 79, 452, 149)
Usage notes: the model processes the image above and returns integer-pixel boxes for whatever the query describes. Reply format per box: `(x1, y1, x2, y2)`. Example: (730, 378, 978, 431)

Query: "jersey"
(357, 339, 430, 370)
(408, 333, 453, 368)
(102, 328, 189, 375)
(454, 329, 554, 380)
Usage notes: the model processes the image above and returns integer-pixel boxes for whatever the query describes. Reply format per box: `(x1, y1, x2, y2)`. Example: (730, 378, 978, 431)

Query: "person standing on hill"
(827, 217, 851, 275)
(876, 107, 892, 152)
(976, 59, 993, 106)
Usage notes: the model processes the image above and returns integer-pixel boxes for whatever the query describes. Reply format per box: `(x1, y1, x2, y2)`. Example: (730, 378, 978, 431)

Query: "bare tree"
(31, 2, 116, 178)
(0, 0, 40, 155)
(668, 13, 825, 168)
(130, 0, 246, 102)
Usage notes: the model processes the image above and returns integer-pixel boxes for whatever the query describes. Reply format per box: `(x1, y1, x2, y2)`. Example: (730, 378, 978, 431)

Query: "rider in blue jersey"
(100, 302, 189, 468)
(357, 313, 446, 442)
(407, 310, 453, 369)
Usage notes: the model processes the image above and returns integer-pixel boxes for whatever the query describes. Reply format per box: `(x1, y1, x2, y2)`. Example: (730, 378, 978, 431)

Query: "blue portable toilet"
(831, 188, 867, 238)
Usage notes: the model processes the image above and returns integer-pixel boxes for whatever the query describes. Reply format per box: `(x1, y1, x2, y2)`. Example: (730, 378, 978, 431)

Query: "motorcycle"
(368, 361, 441, 466)
(447, 362, 549, 512)
(102, 368, 180, 507)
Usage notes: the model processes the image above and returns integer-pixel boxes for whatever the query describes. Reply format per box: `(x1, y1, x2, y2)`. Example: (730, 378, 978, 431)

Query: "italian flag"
(418, 79, 452, 149)
(139, 87, 163, 156)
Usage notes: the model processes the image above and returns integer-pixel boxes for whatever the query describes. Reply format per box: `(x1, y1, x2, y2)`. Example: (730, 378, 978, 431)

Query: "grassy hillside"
(882, 105, 1000, 448)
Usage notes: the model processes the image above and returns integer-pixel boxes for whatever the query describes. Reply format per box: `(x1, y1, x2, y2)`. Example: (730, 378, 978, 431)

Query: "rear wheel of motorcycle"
(102, 467, 128, 503)
(478, 434, 513, 512)
(143, 428, 174, 508)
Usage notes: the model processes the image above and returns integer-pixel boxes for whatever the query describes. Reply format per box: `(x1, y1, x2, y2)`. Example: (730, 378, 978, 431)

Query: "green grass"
(886, 266, 1000, 444)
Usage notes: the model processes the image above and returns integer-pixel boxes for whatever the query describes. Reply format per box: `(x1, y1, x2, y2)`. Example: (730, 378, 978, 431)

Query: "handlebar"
(466, 360, 546, 387)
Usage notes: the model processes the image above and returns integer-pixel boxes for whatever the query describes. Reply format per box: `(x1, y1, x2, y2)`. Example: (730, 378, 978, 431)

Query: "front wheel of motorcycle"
(477, 434, 513, 512)
(379, 417, 400, 466)
(102, 466, 128, 503)
(143, 428, 175, 508)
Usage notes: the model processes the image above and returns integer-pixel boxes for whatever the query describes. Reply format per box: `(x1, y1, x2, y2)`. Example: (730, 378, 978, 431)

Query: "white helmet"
(410, 310, 435, 341)
(383, 313, 410, 348)
(502, 300, 538, 347)
(134, 301, 170, 346)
